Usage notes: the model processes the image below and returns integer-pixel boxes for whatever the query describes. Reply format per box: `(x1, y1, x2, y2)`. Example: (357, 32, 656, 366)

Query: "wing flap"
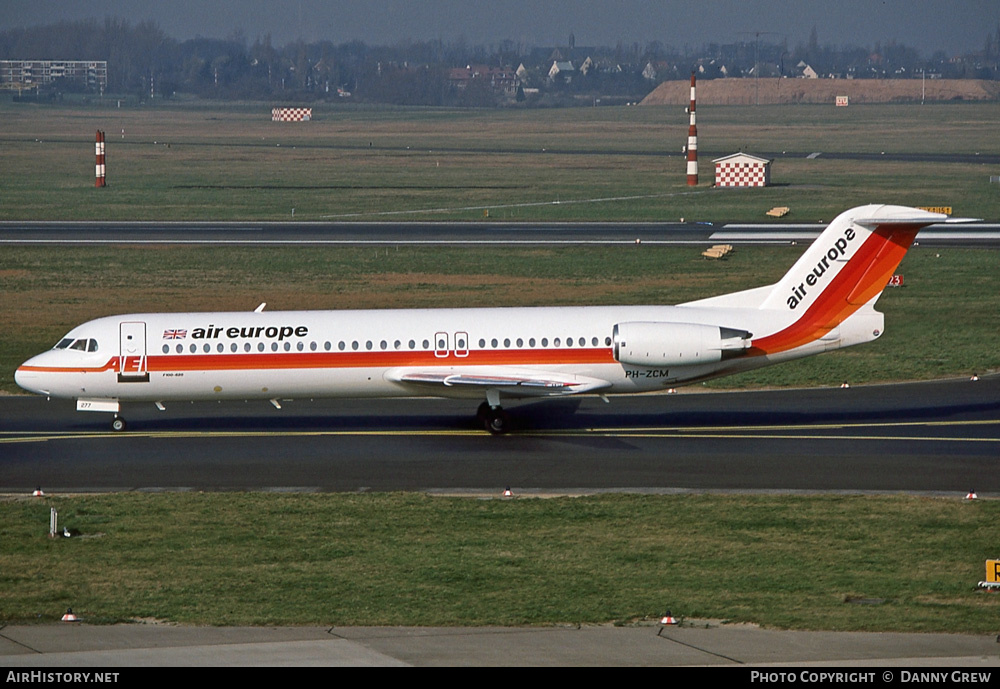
(386, 367, 611, 397)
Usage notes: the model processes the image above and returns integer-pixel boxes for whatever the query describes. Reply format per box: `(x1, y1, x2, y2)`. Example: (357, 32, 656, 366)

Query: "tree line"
(2, 18, 997, 105)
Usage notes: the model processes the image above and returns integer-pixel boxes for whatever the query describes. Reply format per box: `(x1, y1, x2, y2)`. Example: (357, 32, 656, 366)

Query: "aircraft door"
(434, 332, 469, 358)
(454, 331, 469, 358)
(434, 332, 449, 358)
(118, 321, 149, 382)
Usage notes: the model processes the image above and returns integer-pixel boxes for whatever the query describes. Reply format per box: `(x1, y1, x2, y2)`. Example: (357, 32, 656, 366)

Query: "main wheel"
(485, 408, 510, 435)
(111, 417, 127, 432)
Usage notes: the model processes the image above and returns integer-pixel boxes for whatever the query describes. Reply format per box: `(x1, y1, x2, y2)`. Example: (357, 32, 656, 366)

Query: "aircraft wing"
(385, 367, 612, 397)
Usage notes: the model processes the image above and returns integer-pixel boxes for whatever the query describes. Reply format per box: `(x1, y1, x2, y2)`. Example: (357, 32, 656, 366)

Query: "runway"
(2, 375, 997, 495)
(1, 220, 999, 246)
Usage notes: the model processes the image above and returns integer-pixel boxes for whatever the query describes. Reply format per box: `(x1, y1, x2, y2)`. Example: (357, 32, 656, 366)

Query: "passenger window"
(516, 338, 523, 347)
(162, 345, 169, 354)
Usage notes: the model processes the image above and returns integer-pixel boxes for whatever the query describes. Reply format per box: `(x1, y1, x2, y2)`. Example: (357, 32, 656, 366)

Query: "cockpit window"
(58, 338, 99, 352)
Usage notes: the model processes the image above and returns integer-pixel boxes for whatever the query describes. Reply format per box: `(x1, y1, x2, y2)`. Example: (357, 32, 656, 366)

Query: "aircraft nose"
(15, 357, 44, 394)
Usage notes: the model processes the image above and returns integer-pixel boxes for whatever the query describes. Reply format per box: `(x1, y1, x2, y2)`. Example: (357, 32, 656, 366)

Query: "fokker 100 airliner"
(15, 204, 970, 433)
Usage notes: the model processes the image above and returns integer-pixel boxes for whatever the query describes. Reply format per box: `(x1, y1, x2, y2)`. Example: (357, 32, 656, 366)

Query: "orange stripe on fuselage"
(750, 225, 919, 356)
(149, 347, 616, 372)
(20, 348, 618, 375)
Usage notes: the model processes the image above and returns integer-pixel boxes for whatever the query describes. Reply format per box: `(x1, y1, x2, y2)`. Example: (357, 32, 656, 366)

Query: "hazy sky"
(3, 0, 998, 55)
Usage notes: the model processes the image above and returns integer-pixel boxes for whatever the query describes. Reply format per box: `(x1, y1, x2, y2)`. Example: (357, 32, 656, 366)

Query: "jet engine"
(612, 321, 752, 367)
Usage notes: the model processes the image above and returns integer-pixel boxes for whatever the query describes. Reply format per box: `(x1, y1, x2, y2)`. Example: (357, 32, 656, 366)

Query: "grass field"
(2, 100, 998, 222)
(2, 492, 998, 630)
(3, 100, 999, 633)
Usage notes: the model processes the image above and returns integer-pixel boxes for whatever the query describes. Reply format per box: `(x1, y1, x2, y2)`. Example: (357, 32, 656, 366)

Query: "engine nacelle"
(613, 321, 752, 367)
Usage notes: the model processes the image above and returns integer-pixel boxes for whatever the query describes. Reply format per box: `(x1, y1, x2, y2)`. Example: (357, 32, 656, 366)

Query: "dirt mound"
(641, 78, 1000, 106)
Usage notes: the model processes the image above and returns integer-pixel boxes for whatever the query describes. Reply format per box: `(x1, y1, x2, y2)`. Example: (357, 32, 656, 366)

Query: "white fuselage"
(15, 303, 797, 404)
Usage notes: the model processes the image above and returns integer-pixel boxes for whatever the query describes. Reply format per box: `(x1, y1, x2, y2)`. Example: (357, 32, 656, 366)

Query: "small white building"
(713, 153, 772, 188)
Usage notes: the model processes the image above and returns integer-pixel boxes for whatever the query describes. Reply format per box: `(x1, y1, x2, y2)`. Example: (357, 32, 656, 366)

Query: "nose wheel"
(111, 416, 127, 432)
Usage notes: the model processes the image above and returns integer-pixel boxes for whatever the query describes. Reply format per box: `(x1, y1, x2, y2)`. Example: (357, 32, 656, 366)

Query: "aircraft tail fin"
(752, 204, 973, 355)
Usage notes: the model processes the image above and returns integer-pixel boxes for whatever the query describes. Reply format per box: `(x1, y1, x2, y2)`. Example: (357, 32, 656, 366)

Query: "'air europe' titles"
(787, 227, 857, 310)
(167, 325, 310, 341)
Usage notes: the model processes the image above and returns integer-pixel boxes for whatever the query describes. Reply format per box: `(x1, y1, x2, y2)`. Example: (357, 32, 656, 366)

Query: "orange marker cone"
(660, 610, 678, 625)
(966, 490, 978, 500)
(503, 487, 513, 498)
(61, 608, 78, 622)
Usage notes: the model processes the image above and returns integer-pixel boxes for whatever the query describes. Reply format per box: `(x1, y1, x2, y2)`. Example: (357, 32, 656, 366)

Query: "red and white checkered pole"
(686, 72, 698, 186)
(95, 130, 106, 187)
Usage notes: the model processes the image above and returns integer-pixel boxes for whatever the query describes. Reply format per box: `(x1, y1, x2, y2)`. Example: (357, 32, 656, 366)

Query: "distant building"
(1, 60, 108, 92)
(548, 61, 576, 83)
(642, 61, 673, 81)
(713, 153, 772, 188)
(448, 65, 520, 96)
(796, 61, 819, 79)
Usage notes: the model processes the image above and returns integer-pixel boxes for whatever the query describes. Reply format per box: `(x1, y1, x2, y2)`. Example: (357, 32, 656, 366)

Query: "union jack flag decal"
(163, 329, 187, 340)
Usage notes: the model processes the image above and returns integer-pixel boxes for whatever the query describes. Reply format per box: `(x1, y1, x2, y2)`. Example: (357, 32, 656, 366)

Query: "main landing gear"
(477, 401, 510, 434)
(477, 389, 511, 434)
